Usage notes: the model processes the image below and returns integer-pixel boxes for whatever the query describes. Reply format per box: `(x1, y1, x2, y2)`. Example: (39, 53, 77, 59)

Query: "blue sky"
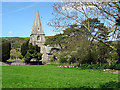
(2, 2, 59, 37)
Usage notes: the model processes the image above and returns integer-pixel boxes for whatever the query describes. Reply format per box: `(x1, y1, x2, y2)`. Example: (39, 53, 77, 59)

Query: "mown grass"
(2, 65, 119, 88)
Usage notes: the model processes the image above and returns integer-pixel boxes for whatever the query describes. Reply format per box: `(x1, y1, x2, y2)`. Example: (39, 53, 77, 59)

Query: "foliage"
(48, 2, 119, 51)
(45, 23, 119, 64)
(10, 50, 23, 59)
(59, 53, 68, 63)
(2, 37, 29, 50)
(81, 18, 110, 41)
(2, 37, 30, 60)
(45, 34, 65, 49)
(78, 63, 120, 70)
(21, 40, 29, 57)
(45, 24, 91, 64)
(116, 18, 120, 26)
(116, 41, 120, 63)
(24, 44, 42, 63)
(7, 59, 16, 63)
(1, 39, 11, 62)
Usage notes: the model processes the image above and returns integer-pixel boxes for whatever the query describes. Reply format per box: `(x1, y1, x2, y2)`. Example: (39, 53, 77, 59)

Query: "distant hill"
(1, 36, 53, 50)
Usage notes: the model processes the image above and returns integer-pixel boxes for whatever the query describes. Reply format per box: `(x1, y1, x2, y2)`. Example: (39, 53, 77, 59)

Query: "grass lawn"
(2, 65, 119, 88)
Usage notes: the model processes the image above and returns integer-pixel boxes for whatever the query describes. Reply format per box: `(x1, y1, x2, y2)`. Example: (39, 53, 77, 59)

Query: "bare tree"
(48, 1, 120, 51)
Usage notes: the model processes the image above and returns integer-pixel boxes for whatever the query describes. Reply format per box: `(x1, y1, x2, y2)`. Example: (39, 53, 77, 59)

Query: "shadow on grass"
(1, 82, 120, 89)
(75, 81, 120, 89)
(99, 81, 120, 88)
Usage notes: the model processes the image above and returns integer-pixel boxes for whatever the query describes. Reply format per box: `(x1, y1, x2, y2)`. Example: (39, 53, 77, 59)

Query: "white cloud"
(8, 31, 13, 35)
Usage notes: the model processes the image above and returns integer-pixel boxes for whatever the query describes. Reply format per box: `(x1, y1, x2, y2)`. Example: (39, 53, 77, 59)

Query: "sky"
(2, 2, 60, 37)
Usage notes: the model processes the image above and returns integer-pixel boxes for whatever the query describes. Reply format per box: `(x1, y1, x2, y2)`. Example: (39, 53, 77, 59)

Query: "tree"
(45, 24, 88, 51)
(21, 40, 29, 57)
(48, 2, 120, 51)
(24, 44, 42, 63)
(97, 43, 109, 63)
(115, 2, 120, 63)
(45, 24, 90, 64)
(45, 34, 65, 50)
(81, 18, 110, 41)
(1, 39, 11, 62)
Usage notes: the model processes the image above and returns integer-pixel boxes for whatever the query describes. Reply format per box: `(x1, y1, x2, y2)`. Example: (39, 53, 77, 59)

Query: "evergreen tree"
(1, 39, 11, 62)
(21, 40, 29, 57)
(45, 34, 65, 50)
(81, 18, 110, 41)
(24, 44, 42, 63)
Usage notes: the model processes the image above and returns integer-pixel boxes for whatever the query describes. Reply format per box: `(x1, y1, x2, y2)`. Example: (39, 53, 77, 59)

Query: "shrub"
(101, 63, 110, 69)
(59, 53, 68, 63)
(109, 63, 116, 69)
(10, 54, 16, 59)
(86, 64, 100, 69)
(115, 64, 120, 70)
(78, 63, 120, 70)
(59, 56, 67, 63)
(80, 64, 89, 69)
(49, 55, 57, 62)
(68, 56, 76, 64)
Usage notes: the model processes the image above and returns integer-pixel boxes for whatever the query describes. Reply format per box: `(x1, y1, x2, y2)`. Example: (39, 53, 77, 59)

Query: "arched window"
(37, 36, 41, 41)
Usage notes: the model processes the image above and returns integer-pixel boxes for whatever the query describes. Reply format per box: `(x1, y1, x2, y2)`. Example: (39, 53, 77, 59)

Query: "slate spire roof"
(31, 9, 45, 35)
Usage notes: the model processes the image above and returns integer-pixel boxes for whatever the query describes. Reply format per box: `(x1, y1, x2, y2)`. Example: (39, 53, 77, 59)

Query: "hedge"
(79, 63, 120, 70)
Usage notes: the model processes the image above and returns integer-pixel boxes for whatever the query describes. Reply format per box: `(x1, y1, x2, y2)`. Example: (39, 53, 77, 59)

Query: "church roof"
(31, 9, 45, 35)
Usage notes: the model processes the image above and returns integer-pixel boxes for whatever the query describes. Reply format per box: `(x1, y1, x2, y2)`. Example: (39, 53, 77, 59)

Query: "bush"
(59, 53, 67, 63)
(80, 64, 89, 69)
(109, 63, 116, 69)
(69, 56, 76, 64)
(101, 63, 110, 69)
(10, 54, 16, 59)
(78, 63, 120, 70)
(86, 64, 100, 69)
(115, 64, 120, 70)
(59, 56, 67, 63)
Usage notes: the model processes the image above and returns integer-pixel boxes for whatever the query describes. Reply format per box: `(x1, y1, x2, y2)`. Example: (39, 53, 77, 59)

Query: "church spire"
(31, 9, 45, 35)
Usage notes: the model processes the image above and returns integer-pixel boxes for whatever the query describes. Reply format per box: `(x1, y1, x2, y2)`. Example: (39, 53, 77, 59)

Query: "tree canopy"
(24, 44, 42, 63)
(48, 1, 120, 51)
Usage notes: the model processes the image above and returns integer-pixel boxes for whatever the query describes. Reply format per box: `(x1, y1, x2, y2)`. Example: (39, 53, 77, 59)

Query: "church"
(29, 9, 52, 64)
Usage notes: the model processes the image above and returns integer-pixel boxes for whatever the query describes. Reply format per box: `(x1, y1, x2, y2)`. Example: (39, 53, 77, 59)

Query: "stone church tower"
(29, 9, 49, 64)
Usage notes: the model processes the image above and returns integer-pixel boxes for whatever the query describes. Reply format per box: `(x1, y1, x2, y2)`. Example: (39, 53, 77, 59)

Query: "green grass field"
(2, 65, 119, 88)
